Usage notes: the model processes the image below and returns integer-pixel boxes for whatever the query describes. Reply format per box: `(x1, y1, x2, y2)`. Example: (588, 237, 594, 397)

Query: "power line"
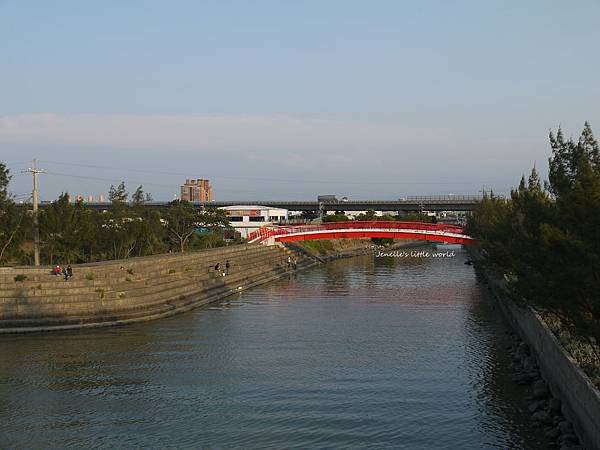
(3, 161, 31, 166)
(38, 159, 502, 186)
(44, 171, 176, 189)
(42, 171, 268, 196)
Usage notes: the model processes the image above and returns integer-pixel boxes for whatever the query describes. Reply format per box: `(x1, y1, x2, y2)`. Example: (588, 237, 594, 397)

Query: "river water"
(0, 245, 546, 449)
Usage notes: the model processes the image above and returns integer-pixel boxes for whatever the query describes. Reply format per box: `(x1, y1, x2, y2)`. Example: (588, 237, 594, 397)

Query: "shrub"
(85, 272, 95, 281)
(168, 268, 176, 274)
(14, 274, 27, 282)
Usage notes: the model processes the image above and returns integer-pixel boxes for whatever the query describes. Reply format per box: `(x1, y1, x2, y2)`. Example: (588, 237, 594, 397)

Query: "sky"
(1, 0, 599, 201)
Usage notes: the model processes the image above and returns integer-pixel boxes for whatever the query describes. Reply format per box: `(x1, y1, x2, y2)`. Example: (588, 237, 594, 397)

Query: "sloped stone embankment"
(0, 244, 316, 333)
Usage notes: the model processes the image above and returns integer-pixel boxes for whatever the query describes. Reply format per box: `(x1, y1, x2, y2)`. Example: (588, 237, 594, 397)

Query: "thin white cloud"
(0, 113, 453, 155)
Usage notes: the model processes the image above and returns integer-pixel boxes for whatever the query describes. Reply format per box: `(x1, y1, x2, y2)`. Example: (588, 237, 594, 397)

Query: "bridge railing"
(247, 221, 467, 243)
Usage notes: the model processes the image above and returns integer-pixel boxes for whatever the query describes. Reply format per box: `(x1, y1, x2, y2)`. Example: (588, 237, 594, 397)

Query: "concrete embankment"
(470, 248, 600, 450)
(0, 244, 317, 333)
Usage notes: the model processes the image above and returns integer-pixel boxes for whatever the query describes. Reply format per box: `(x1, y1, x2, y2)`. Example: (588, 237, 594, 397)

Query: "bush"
(85, 272, 95, 281)
(14, 274, 27, 282)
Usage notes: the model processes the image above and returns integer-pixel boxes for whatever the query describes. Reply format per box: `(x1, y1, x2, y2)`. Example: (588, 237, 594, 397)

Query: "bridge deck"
(248, 221, 474, 246)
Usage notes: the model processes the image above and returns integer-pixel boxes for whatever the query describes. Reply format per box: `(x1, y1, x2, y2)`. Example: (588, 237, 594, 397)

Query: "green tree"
(108, 181, 128, 204)
(132, 185, 153, 206)
(0, 161, 10, 203)
(194, 208, 230, 248)
(163, 200, 201, 252)
(357, 209, 377, 221)
(40, 193, 95, 264)
(0, 163, 29, 264)
(323, 213, 350, 222)
(132, 185, 145, 205)
(468, 124, 600, 355)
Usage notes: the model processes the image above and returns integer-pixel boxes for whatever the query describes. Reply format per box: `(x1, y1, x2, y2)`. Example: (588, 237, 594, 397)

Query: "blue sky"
(1, 0, 599, 200)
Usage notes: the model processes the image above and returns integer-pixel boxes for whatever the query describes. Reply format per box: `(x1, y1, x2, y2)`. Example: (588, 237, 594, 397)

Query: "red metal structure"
(247, 221, 474, 245)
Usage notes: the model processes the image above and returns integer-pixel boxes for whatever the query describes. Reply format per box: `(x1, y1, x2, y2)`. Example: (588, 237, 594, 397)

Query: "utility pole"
(26, 159, 45, 266)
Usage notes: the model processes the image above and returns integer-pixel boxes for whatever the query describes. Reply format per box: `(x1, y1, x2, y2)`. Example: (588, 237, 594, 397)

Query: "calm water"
(0, 246, 546, 449)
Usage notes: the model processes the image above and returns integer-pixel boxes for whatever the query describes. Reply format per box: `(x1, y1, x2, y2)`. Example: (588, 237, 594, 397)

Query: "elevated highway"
(80, 196, 481, 212)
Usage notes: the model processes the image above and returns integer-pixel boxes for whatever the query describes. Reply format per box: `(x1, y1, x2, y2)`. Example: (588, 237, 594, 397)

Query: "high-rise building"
(180, 179, 213, 202)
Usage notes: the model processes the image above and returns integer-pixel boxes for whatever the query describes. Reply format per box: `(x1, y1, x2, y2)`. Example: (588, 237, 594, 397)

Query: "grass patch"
(85, 272, 96, 281)
(14, 274, 27, 282)
(125, 277, 132, 282)
(168, 268, 176, 274)
(184, 266, 192, 272)
(297, 240, 335, 255)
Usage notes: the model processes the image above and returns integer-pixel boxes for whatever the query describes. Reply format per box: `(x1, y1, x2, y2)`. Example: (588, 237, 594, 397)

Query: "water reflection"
(1, 246, 544, 449)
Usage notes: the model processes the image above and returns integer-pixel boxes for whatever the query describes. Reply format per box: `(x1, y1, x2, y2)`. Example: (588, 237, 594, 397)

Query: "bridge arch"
(248, 221, 474, 246)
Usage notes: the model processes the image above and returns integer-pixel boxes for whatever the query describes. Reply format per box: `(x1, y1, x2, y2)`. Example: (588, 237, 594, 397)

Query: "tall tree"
(163, 200, 201, 252)
(0, 163, 29, 264)
(40, 193, 95, 264)
(469, 123, 600, 355)
(0, 161, 10, 203)
(108, 181, 128, 204)
(132, 185, 146, 205)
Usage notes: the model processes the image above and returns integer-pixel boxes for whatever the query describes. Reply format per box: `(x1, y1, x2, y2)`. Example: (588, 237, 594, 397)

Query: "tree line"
(0, 176, 232, 266)
(322, 210, 436, 223)
(467, 122, 600, 355)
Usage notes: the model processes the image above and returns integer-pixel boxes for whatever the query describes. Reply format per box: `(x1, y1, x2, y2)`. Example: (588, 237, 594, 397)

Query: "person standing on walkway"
(67, 264, 73, 279)
(225, 260, 230, 275)
(292, 258, 297, 270)
(287, 256, 292, 269)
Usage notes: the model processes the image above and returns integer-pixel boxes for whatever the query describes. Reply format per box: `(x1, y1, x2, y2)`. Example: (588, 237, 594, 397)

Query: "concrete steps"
(0, 262, 310, 329)
(0, 243, 319, 331)
(0, 250, 284, 300)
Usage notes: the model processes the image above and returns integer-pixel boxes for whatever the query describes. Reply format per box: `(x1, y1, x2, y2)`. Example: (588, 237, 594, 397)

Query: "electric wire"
(38, 159, 501, 186)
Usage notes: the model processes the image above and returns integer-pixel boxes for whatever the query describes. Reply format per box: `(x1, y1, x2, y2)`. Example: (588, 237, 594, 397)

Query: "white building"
(221, 205, 288, 239)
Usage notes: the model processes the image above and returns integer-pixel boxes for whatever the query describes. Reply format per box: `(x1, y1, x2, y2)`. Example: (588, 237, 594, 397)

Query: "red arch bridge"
(247, 221, 474, 246)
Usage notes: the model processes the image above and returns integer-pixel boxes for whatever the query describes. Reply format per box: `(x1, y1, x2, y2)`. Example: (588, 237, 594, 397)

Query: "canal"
(0, 246, 546, 449)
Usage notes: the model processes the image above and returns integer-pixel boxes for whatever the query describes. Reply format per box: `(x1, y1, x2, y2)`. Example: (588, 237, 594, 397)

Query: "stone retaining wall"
(471, 249, 600, 450)
(0, 244, 317, 333)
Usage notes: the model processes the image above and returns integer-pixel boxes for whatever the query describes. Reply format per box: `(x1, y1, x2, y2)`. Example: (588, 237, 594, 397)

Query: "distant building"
(180, 179, 213, 202)
(98, 194, 105, 203)
(221, 205, 288, 239)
